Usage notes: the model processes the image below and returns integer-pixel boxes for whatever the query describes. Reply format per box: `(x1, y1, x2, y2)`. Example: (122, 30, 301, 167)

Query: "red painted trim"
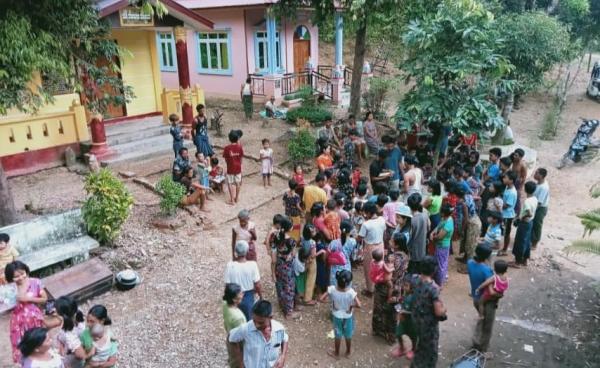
(103, 112, 162, 126)
(1, 143, 81, 178)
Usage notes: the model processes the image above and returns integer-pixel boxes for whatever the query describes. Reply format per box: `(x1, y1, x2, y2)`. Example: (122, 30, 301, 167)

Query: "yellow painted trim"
(148, 31, 163, 112)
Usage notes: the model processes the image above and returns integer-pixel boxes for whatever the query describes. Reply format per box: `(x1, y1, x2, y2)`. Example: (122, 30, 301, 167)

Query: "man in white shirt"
(532, 168, 549, 250)
(225, 241, 262, 320)
(229, 300, 289, 368)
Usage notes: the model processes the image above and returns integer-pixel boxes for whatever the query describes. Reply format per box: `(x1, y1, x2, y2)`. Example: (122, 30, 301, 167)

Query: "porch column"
(334, 12, 344, 68)
(266, 12, 278, 76)
(174, 26, 194, 133)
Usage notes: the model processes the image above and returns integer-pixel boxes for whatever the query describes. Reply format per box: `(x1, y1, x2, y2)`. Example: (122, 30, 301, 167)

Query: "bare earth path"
(2, 67, 600, 367)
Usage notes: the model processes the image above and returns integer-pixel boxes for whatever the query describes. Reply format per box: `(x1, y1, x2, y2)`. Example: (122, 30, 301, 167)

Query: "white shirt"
(229, 320, 289, 368)
(358, 216, 386, 245)
(242, 83, 251, 96)
(224, 261, 260, 292)
(534, 181, 550, 208)
(328, 286, 357, 319)
(521, 196, 539, 222)
(22, 350, 65, 368)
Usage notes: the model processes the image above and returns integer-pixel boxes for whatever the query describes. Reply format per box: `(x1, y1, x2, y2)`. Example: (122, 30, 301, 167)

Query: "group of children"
(1, 235, 118, 367)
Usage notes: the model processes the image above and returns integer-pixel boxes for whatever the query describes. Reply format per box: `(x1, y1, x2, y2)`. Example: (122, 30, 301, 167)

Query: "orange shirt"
(316, 154, 333, 171)
(324, 211, 341, 240)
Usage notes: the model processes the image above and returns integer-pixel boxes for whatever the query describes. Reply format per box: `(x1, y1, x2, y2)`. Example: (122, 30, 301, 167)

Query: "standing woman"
(429, 204, 454, 287)
(5, 261, 47, 363)
(192, 104, 214, 158)
(357, 202, 387, 297)
(240, 77, 253, 122)
(18, 327, 64, 368)
(222, 283, 246, 368)
(327, 220, 357, 286)
(271, 217, 298, 319)
(232, 210, 258, 261)
(363, 111, 380, 157)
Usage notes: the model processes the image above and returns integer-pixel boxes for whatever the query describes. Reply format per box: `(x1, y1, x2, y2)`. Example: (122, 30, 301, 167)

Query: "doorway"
(94, 54, 126, 119)
(293, 26, 311, 73)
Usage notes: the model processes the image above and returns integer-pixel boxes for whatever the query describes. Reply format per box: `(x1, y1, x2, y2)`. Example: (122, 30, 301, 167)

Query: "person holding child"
(18, 327, 64, 368)
(0, 233, 18, 284)
(467, 245, 497, 354)
(231, 210, 258, 261)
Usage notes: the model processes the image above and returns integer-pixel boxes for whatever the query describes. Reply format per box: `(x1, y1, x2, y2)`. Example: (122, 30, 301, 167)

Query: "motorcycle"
(587, 62, 600, 101)
(558, 118, 600, 168)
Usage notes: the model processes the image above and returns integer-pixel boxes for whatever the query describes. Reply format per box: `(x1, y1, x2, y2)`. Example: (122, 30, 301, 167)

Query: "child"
(283, 179, 303, 241)
(343, 129, 358, 166)
(334, 193, 350, 221)
(351, 201, 365, 264)
(292, 164, 306, 192)
(88, 323, 118, 367)
(0, 233, 19, 284)
(323, 170, 334, 199)
(481, 211, 503, 250)
(532, 168, 549, 250)
(223, 129, 244, 205)
(368, 248, 395, 300)
(498, 171, 518, 256)
(209, 157, 225, 193)
(480, 181, 504, 236)
(354, 184, 369, 205)
(483, 147, 502, 184)
(476, 260, 509, 318)
(301, 224, 326, 305)
(510, 181, 538, 267)
(195, 152, 211, 197)
(169, 113, 184, 158)
(319, 270, 361, 359)
(324, 199, 342, 240)
(259, 138, 274, 187)
(382, 189, 401, 244)
(423, 179, 442, 230)
(390, 277, 415, 359)
(264, 214, 286, 258)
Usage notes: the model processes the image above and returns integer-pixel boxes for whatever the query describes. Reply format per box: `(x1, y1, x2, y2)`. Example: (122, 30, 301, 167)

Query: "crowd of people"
(219, 112, 551, 367)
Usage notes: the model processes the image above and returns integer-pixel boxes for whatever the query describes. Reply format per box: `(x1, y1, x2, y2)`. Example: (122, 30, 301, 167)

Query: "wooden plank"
(43, 258, 113, 301)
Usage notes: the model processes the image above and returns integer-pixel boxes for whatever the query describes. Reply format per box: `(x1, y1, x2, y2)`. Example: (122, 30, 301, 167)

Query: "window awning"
(96, 0, 214, 30)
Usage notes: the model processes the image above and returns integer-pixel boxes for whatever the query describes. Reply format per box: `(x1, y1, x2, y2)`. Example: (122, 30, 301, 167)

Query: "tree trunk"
(349, 16, 368, 117)
(0, 162, 18, 226)
(525, 0, 536, 10)
(492, 92, 514, 145)
(431, 130, 445, 177)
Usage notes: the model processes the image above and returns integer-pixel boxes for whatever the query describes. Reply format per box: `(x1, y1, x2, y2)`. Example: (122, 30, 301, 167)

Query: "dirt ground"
(1, 58, 600, 367)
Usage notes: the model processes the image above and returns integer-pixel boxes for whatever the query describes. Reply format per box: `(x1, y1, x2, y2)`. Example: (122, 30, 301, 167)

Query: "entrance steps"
(94, 116, 194, 166)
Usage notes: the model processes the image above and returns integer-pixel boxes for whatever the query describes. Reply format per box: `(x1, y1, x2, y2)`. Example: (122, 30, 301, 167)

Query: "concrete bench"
(0, 209, 99, 272)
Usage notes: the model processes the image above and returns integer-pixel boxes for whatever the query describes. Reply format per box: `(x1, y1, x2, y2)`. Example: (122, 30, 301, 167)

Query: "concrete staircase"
(98, 116, 194, 166)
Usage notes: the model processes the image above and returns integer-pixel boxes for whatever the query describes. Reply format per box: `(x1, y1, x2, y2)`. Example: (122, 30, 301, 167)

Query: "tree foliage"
(497, 12, 576, 94)
(0, 0, 134, 115)
(395, 0, 511, 139)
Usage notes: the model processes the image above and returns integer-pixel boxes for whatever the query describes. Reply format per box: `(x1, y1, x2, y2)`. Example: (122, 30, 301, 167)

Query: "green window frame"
(196, 31, 232, 75)
(156, 31, 177, 72)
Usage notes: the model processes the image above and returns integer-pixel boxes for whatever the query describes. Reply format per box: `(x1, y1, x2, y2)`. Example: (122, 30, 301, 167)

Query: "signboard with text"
(119, 7, 154, 27)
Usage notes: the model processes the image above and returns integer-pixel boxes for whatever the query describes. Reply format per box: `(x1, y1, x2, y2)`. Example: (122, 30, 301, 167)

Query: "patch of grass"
(283, 86, 313, 101)
(286, 105, 332, 124)
(564, 239, 600, 256)
(539, 100, 561, 140)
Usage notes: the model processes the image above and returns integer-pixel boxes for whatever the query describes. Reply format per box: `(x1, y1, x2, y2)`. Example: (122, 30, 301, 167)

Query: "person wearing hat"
(407, 193, 430, 274)
(369, 149, 392, 189)
(392, 204, 413, 250)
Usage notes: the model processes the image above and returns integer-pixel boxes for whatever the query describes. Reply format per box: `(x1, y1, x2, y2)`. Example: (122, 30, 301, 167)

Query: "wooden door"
(94, 55, 126, 119)
(293, 40, 310, 73)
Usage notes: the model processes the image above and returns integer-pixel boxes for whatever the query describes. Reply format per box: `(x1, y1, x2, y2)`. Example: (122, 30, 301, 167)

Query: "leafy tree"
(395, 0, 512, 169)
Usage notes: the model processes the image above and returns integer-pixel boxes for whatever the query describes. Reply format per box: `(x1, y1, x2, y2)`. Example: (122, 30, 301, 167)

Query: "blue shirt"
(467, 259, 493, 301)
(502, 186, 517, 219)
(458, 179, 472, 195)
(384, 147, 403, 181)
(487, 163, 500, 182)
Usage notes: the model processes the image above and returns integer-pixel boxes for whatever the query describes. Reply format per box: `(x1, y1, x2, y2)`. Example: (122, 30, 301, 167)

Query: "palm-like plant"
(565, 182, 600, 255)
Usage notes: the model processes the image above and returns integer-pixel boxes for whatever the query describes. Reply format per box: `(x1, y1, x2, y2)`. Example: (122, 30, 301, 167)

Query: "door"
(94, 55, 126, 119)
(293, 40, 310, 73)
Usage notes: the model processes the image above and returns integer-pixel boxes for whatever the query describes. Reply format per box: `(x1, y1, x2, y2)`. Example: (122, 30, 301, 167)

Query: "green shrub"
(362, 76, 394, 120)
(288, 128, 316, 164)
(155, 174, 186, 216)
(284, 86, 314, 101)
(82, 169, 133, 245)
(286, 105, 332, 124)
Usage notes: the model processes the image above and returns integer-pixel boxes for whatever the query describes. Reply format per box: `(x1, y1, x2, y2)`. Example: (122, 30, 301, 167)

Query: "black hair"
(474, 245, 492, 262)
(315, 172, 326, 183)
(326, 199, 337, 211)
(334, 192, 346, 206)
(298, 244, 310, 262)
(88, 305, 112, 326)
(223, 283, 242, 305)
(373, 182, 388, 195)
(340, 219, 353, 244)
(279, 216, 293, 233)
(365, 111, 373, 120)
(377, 149, 387, 159)
(454, 186, 467, 198)
(381, 135, 393, 145)
(392, 231, 409, 253)
(252, 299, 273, 317)
(288, 179, 298, 190)
(302, 223, 316, 241)
(427, 179, 441, 196)
(18, 327, 48, 358)
(440, 203, 453, 217)
(55, 296, 84, 332)
(420, 256, 437, 276)
(4, 260, 30, 283)
(210, 157, 219, 166)
(246, 76, 252, 84)
(357, 184, 368, 197)
(324, 169, 334, 180)
(168, 113, 179, 123)
(262, 138, 270, 145)
(489, 147, 502, 158)
(178, 147, 188, 156)
(407, 193, 423, 212)
(491, 181, 505, 197)
(196, 103, 205, 113)
(388, 188, 400, 201)
(335, 269, 353, 289)
(376, 194, 389, 208)
(494, 260, 508, 274)
(372, 247, 384, 262)
(310, 202, 325, 217)
(487, 211, 503, 223)
(354, 201, 364, 212)
(536, 167, 547, 178)
(363, 202, 377, 217)
(0, 233, 9, 243)
(228, 129, 240, 143)
(524, 181, 537, 195)
(504, 170, 517, 183)
(499, 156, 512, 168)
(348, 128, 359, 136)
(513, 148, 525, 158)
(405, 155, 418, 166)
(453, 167, 464, 178)
(469, 150, 480, 162)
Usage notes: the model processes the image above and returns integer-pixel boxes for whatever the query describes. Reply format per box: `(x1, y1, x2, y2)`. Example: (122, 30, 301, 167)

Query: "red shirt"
(223, 143, 244, 175)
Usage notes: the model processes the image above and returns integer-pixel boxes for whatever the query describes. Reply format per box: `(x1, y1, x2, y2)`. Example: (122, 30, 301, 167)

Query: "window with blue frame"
(157, 32, 177, 72)
(197, 31, 232, 75)
(254, 31, 282, 73)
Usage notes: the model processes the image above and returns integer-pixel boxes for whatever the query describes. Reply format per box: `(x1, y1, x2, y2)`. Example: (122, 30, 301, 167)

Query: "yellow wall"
(112, 29, 162, 116)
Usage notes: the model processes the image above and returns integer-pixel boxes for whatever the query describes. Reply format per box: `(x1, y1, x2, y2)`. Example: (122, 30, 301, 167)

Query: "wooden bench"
(43, 258, 113, 302)
(0, 209, 99, 272)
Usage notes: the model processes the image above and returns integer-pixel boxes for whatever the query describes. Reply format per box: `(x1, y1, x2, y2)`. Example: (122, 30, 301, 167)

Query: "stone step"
(105, 116, 164, 137)
(107, 124, 170, 146)
(100, 135, 195, 166)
